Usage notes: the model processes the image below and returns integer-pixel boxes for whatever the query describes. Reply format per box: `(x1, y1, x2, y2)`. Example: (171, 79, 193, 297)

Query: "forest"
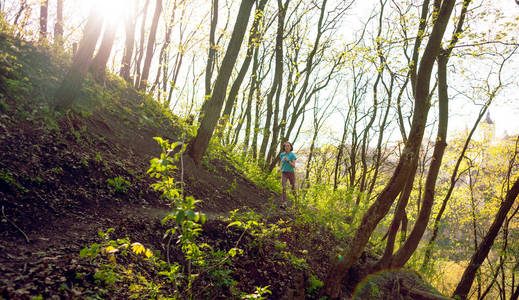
(0, 0, 519, 299)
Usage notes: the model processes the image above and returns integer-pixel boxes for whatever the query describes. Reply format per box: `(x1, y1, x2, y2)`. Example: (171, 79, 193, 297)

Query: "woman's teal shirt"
(280, 152, 296, 172)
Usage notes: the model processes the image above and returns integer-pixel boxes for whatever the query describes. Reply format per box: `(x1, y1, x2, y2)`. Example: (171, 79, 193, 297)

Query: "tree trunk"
(333, 127, 347, 191)
(54, 0, 63, 47)
(240, 47, 259, 151)
(90, 20, 118, 81)
(377, 0, 470, 262)
(452, 177, 519, 299)
(280, 0, 328, 151)
(120, 0, 137, 82)
(13, 0, 29, 26)
(265, 0, 288, 166)
(133, 0, 151, 87)
(320, 1, 456, 298)
(511, 278, 519, 300)
(304, 130, 318, 187)
(260, 0, 286, 164)
(151, 0, 177, 94)
(204, 0, 218, 98)
(252, 86, 261, 160)
(373, 160, 418, 271)
(39, 0, 48, 42)
(389, 53, 449, 268)
(53, 8, 104, 111)
(138, 0, 163, 90)
(188, 0, 255, 164)
(219, 0, 268, 135)
(421, 66, 498, 272)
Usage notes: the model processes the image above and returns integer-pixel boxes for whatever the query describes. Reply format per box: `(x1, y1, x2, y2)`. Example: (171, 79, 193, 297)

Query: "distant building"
(477, 111, 495, 143)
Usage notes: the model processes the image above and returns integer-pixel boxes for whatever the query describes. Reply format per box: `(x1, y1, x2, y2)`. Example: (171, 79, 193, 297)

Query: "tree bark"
(204, 0, 218, 98)
(188, 0, 255, 164)
(133, 0, 151, 87)
(54, 0, 64, 47)
(13, 1, 29, 27)
(264, 0, 288, 166)
(320, 1, 456, 298)
(389, 53, 449, 268)
(151, 0, 178, 94)
(90, 20, 118, 81)
(120, 0, 137, 82)
(241, 47, 260, 152)
(374, 159, 418, 271)
(39, 0, 48, 42)
(452, 177, 519, 299)
(421, 57, 500, 272)
(53, 8, 104, 111)
(259, 0, 287, 163)
(138, 0, 163, 90)
(219, 0, 268, 136)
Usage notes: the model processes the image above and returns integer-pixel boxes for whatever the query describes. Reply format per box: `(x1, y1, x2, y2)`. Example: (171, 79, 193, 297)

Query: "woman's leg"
(281, 172, 288, 203)
(287, 172, 297, 202)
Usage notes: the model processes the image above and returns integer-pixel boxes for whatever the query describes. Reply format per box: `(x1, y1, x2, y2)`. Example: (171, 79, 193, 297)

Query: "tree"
(90, 20, 118, 81)
(258, 0, 288, 164)
(39, 0, 48, 42)
(374, 0, 471, 271)
(13, 0, 29, 29)
(54, 0, 63, 47)
(188, 0, 256, 164)
(151, 0, 179, 93)
(321, 0, 457, 297)
(53, 8, 104, 110)
(120, 0, 137, 82)
(453, 168, 519, 299)
(266, 0, 351, 170)
(133, 0, 152, 87)
(138, 0, 163, 90)
(303, 90, 334, 188)
(218, 0, 269, 140)
(204, 0, 218, 98)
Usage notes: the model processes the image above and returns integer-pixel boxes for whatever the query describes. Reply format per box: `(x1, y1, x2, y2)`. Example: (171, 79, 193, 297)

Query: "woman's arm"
(289, 158, 296, 168)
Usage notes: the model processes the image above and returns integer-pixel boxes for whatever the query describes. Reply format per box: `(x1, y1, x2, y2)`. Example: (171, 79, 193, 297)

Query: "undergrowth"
(79, 138, 276, 299)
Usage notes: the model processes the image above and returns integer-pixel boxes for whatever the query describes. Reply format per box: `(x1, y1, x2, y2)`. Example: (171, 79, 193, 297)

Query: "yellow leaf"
(104, 245, 118, 254)
(145, 249, 153, 258)
(131, 242, 145, 255)
(129, 284, 143, 292)
(109, 255, 116, 264)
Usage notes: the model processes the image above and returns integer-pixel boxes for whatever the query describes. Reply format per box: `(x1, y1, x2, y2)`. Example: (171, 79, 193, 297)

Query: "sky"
(2, 0, 518, 142)
(330, 0, 519, 141)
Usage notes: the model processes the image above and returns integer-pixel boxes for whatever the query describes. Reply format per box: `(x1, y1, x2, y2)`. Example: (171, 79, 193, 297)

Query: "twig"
(185, 226, 249, 298)
(2, 205, 30, 243)
(166, 233, 174, 266)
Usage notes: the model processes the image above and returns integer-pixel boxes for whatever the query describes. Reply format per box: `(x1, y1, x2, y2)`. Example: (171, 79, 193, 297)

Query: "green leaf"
(228, 221, 242, 228)
(176, 210, 185, 224)
(186, 210, 195, 221)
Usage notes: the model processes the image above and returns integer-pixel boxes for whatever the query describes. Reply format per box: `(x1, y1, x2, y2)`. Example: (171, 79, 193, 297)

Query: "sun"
(91, 0, 128, 25)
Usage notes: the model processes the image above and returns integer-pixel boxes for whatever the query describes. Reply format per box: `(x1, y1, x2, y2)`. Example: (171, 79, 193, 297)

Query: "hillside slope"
(0, 33, 448, 299)
(0, 34, 291, 298)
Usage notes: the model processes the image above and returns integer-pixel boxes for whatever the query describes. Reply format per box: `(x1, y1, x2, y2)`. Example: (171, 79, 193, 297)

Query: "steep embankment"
(0, 34, 291, 298)
(0, 33, 448, 299)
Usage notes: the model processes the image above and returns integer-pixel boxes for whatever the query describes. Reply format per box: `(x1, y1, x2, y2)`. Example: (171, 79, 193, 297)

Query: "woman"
(280, 141, 296, 208)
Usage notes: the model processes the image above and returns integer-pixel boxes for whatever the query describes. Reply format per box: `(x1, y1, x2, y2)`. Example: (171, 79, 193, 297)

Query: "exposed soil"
(0, 33, 447, 299)
(0, 84, 283, 297)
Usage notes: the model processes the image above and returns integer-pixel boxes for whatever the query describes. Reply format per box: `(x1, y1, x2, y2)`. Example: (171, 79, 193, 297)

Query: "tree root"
(398, 278, 452, 300)
(2, 205, 30, 243)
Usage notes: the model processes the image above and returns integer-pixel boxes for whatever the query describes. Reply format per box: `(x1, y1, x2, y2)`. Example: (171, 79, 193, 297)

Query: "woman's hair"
(283, 141, 293, 151)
